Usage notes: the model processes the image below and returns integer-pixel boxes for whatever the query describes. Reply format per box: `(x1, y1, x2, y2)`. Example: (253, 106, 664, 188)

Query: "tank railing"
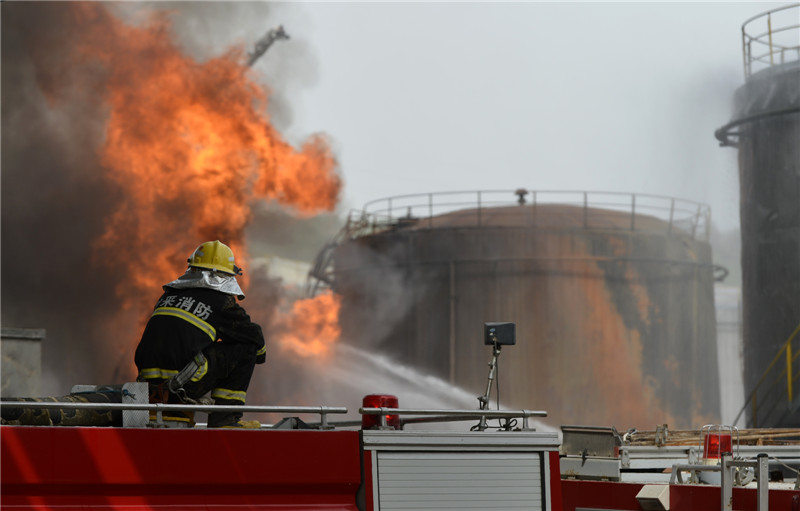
(0, 401, 348, 429)
(359, 407, 547, 431)
(357, 190, 710, 241)
(741, 4, 800, 79)
(734, 322, 800, 427)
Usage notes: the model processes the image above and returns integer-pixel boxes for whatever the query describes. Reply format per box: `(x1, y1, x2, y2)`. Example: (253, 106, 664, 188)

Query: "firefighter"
(135, 240, 266, 428)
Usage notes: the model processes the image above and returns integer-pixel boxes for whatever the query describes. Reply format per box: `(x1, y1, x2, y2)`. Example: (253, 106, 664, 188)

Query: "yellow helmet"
(187, 240, 242, 275)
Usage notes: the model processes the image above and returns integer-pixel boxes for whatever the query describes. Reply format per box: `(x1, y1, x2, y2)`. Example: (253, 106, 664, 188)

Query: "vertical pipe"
(692, 204, 701, 239)
(768, 13, 774, 66)
(630, 194, 636, 231)
(493, 260, 499, 320)
(693, 264, 699, 392)
(526, 191, 532, 227)
(668, 198, 675, 236)
(583, 191, 588, 229)
(742, 28, 749, 80)
(756, 453, 769, 511)
(449, 261, 457, 384)
(477, 191, 482, 227)
(721, 451, 733, 511)
(428, 193, 433, 229)
(405, 234, 414, 365)
(788, 342, 794, 405)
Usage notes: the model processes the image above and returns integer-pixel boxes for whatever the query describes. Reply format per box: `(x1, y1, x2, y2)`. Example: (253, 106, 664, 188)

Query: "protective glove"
(255, 346, 266, 364)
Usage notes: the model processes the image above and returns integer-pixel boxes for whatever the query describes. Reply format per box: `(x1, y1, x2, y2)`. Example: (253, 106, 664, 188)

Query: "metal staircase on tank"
(305, 209, 398, 297)
(735, 323, 800, 428)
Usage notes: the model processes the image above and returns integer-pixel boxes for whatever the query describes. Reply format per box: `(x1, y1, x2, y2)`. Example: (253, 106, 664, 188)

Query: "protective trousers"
(185, 342, 257, 427)
(145, 342, 257, 427)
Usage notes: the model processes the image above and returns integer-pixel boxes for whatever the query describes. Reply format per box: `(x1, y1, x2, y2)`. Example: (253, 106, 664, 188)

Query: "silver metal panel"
(376, 451, 542, 510)
(122, 382, 149, 428)
(70, 385, 99, 394)
(620, 473, 673, 484)
(622, 446, 702, 470)
(1, 328, 44, 397)
(561, 425, 621, 457)
(560, 457, 620, 481)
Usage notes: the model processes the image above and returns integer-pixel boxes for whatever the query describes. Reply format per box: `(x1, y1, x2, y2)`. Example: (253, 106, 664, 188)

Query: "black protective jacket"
(135, 286, 266, 379)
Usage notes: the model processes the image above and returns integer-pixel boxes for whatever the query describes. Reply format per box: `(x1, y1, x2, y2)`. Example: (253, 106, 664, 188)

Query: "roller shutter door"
(376, 451, 543, 510)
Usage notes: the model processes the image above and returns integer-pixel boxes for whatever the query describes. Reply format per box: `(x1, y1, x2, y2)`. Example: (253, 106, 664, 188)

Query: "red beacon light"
(701, 424, 736, 464)
(361, 394, 401, 430)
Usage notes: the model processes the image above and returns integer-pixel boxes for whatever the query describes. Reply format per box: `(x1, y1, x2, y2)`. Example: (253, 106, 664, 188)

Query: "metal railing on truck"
(0, 400, 348, 429)
(0, 398, 547, 431)
(358, 406, 547, 431)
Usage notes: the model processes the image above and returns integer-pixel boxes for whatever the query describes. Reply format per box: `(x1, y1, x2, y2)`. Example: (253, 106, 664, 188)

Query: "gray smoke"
(1, 2, 336, 396)
(110, 1, 320, 133)
(1, 2, 126, 393)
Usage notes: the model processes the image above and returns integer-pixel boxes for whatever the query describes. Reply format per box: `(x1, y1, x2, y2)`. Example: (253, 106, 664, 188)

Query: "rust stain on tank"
(535, 236, 675, 427)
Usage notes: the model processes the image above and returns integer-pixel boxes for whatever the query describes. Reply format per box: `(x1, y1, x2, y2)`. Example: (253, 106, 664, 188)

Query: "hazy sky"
(239, 1, 786, 232)
(2, 0, 788, 407)
(110, 1, 789, 232)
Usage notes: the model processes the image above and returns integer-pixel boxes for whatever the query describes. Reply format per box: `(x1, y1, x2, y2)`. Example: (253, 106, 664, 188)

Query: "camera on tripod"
(484, 322, 516, 346)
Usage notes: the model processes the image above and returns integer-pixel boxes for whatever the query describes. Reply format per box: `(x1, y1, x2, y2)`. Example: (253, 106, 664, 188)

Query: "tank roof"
(399, 203, 679, 234)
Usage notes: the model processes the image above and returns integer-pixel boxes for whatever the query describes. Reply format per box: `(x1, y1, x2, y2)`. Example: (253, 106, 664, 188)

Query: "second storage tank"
(715, 4, 800, 427)
(328, 191, 722, 429)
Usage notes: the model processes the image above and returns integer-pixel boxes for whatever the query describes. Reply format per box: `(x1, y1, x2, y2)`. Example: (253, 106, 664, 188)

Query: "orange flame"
(53, 4, 340, 307)
(275, 293, 342, 358)
(31, 4, 345, 380)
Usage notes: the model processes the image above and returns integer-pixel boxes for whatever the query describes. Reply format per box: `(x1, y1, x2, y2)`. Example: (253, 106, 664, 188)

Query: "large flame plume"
(59, 4, 341, 303)
(275, 292, 342, 358)
(3, 2, 343, 388)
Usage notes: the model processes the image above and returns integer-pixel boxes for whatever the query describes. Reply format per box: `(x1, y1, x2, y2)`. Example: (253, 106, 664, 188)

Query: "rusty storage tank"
(326, 190, 721, 429)
(715, 5, 800, 427)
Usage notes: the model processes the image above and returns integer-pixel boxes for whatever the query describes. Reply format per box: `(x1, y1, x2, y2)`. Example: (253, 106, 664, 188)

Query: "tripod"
(475, 342, 502, 431)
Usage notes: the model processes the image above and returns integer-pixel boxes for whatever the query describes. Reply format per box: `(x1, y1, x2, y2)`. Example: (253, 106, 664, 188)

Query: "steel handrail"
(734, 322, 800, 427)
(741, 4, 800, 78)
(360, 407, 547, 431)
(0, 401, 348, 428)
(715, 106, 800, 147)
(671, 453, 770, 511)
(357, 190, 710, 241)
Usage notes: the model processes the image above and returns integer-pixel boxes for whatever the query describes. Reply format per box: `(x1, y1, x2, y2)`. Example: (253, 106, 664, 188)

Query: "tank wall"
(734, 65, 800, 403)
(333, 212, 720, 429)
